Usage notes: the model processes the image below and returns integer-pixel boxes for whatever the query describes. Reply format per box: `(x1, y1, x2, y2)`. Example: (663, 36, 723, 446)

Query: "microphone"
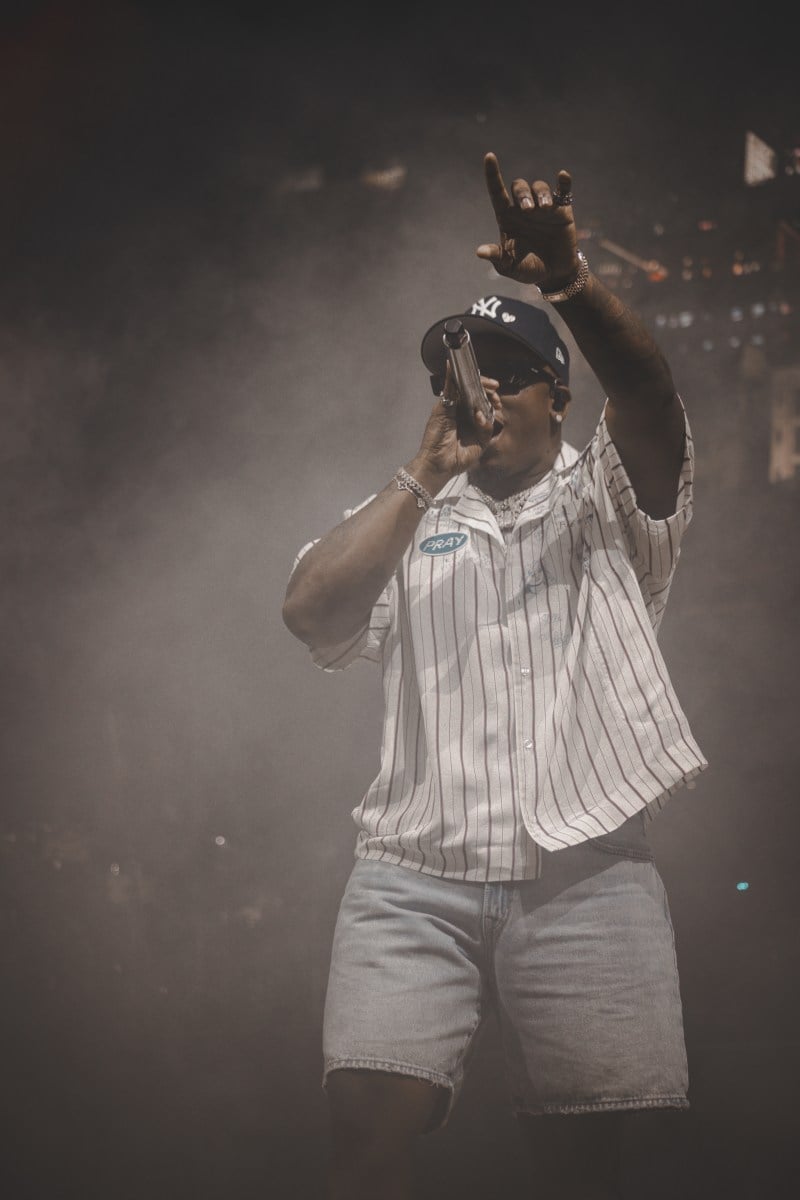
(442, 320, 495, 427)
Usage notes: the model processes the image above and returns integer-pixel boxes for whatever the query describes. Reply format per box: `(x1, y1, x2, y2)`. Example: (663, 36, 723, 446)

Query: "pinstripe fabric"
(291, 401, 707, 881)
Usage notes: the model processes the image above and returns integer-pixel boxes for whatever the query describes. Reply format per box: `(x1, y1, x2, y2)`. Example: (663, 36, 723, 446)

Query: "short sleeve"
(573, 397, 694, 628)
(287, 495, 394, 672)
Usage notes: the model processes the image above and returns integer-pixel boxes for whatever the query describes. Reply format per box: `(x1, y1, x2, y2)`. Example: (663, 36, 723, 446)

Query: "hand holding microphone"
(412, 328, 499, 484)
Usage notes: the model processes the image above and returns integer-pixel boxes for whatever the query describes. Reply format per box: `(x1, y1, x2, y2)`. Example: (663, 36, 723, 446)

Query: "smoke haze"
(1, 3, 798, 1196)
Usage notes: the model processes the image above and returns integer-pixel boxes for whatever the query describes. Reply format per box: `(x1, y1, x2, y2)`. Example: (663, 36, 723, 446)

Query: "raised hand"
(476, 152, 580, 290)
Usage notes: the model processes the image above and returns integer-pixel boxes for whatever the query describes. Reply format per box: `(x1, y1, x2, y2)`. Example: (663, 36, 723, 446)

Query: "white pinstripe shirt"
(292, 402, 707, 881)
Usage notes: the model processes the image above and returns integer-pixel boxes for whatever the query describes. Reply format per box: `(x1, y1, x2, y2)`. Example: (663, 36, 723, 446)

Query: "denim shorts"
(322, 812, 689, 1131)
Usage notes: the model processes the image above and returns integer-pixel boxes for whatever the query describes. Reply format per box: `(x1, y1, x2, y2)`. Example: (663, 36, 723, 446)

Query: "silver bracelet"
(395, 467, 434, 510)
(539, 251, 589, 303)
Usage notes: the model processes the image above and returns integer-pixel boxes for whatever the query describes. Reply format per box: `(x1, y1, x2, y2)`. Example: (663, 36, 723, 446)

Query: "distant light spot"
(215, 835, 226, 847)
(736, 881, 749, 891)
(110, 862, 120, 875)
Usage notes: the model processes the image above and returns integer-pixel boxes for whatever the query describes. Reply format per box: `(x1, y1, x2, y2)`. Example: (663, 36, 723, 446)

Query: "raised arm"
(476, 152, 684, 518)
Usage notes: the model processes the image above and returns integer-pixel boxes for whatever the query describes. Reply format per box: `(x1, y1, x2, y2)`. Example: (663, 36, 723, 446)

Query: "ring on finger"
(553, 190, 574, 207)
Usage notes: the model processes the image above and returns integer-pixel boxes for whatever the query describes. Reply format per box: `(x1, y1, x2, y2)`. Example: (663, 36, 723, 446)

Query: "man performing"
(282, 152, 707, 1200)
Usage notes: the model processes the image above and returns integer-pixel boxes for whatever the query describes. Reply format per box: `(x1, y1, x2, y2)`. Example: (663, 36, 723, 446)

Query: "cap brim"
(420, 313, 553, 375)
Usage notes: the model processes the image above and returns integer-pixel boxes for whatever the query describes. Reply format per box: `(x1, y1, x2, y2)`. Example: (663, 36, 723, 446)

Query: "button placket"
(506, 543, 535, 808)
(506, 546, 531, 799)
(517, 522, 545, 807)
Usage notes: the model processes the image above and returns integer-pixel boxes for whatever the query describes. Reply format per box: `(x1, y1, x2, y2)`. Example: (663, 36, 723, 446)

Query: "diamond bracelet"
(395, 467, 434, 510)
(539, 251, 589, 304)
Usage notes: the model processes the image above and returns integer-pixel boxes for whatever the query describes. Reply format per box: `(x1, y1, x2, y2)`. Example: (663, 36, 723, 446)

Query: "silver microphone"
(442, 320, 495, 425)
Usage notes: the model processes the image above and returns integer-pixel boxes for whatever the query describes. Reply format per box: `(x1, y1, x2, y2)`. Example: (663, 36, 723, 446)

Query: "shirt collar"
(433, 441, 579, 537)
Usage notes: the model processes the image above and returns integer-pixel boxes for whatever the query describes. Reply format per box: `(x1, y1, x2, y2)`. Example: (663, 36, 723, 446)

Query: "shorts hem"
(322, 1056, 454, 1094)
(515, 1095, 690, 1116)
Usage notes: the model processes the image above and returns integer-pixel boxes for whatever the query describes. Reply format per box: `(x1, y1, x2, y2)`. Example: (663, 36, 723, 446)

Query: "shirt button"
(520, 667, 531, 676)
(524, 739, 533, 750)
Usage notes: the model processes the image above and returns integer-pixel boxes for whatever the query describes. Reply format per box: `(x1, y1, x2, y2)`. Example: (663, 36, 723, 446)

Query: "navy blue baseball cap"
(420, 294, 570, 384)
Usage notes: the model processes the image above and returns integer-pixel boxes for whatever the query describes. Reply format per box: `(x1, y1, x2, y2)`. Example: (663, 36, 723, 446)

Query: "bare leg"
(516, 1110, 625, 1200)
(326, 1068, 449, 1200)
(518, 1107, 689, 1199)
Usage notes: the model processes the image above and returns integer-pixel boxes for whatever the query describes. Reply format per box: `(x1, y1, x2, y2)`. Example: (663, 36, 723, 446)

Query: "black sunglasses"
(429, 365, 553, 396)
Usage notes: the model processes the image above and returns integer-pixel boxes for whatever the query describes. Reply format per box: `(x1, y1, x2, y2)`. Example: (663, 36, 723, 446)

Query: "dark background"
(1, 2, 798, 1197)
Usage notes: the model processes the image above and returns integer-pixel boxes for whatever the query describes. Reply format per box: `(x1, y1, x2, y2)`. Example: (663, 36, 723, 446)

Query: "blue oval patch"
(419, 532, 468, 556)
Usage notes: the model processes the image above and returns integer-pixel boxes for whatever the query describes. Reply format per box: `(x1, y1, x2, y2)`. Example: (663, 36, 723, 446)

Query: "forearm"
(282, 456, 449, 648)
(549, 273, 675, 410)
(552, 271, 685, 517)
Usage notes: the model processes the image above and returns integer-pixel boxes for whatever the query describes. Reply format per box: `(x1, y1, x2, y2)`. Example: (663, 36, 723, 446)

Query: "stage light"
(736, 881, 750, 891)
(360, 165, 407, 191)
(744, 130, 777, 185)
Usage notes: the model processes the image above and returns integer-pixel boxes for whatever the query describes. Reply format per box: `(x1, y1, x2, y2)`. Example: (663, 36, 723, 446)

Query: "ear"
(550, 380, 572, 415)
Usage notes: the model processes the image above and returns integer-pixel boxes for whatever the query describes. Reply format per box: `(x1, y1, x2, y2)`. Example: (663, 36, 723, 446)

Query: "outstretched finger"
(555, 169, 573, 203)
(483, 152, 513, 225)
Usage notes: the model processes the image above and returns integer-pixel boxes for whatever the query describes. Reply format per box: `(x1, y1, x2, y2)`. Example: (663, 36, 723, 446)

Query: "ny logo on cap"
(471, 296, 503, 319)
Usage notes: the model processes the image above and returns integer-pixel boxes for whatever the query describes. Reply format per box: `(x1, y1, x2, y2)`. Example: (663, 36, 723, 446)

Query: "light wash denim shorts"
(322, 812, 689, 1131)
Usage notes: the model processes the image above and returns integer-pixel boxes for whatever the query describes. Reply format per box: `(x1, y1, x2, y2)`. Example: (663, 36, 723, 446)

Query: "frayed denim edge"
(516, 1094, 690, 1116)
